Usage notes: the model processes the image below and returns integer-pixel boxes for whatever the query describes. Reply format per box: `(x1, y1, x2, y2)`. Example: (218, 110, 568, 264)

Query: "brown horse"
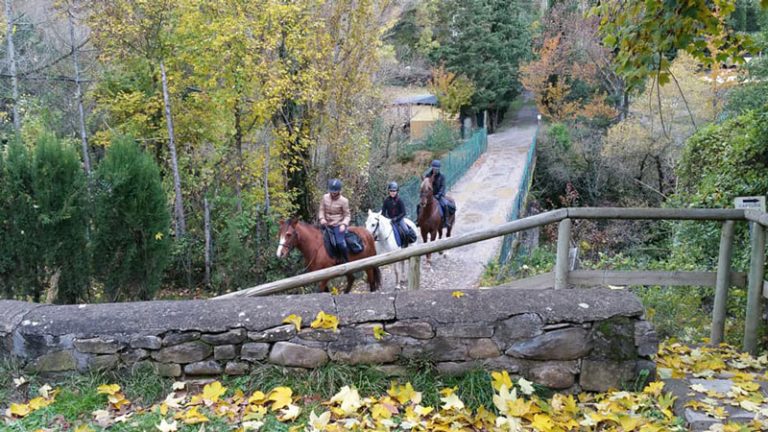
(276, 219, 381, 293)
(418, 176, 455, 264)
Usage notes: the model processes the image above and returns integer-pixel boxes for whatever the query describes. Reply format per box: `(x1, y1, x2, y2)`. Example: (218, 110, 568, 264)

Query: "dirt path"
(371, 100, 539, 292)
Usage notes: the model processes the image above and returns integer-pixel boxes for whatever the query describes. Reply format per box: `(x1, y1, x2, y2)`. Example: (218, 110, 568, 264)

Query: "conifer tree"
(92, 136, 170, 301)
(32, 134, 90, 303)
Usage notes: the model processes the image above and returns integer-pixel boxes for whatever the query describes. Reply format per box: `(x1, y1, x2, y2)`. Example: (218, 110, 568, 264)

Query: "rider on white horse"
(381, 181, 410, 247)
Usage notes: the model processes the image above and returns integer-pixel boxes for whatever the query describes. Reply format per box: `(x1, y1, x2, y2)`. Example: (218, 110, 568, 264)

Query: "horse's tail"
(371, 266, 382, 292)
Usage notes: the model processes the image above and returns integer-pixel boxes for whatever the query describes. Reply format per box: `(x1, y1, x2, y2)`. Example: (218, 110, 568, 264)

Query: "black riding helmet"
(431, 160, 441, 169)
(328, 178, 342, 192)
(387, 181, 399, 192)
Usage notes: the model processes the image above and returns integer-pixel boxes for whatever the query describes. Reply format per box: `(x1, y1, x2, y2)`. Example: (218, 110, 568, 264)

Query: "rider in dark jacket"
(381, 181, 409, 246)
(418, 159, 450, 228)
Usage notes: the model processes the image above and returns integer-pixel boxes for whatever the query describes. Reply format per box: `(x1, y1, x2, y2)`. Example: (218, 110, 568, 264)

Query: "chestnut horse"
(418, 176, 455, 264)
(276, 219, 381, 293)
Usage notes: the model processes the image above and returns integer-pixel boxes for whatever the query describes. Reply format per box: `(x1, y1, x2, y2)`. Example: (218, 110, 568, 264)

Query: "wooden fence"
(215, 207, 768, 354)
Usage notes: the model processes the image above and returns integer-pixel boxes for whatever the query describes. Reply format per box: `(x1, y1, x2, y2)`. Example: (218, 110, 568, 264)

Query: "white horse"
(365, 210, 418, 288)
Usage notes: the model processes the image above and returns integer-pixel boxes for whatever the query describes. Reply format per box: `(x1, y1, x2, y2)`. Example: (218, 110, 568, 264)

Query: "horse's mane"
(420, 176, 432, 192)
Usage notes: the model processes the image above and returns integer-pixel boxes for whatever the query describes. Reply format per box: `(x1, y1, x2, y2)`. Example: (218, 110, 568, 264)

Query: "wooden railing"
(214, 207, 768, 354)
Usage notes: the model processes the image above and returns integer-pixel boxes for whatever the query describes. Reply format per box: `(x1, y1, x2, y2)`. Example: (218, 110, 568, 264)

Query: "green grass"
(1, 359, 561, 430)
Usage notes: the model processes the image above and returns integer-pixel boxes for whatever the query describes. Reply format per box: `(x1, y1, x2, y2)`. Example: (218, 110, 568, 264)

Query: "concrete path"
(366, 101, 539, 292)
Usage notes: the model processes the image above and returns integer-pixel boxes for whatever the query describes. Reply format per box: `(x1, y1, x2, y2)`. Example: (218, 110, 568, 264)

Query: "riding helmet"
(388, 181, 399, 192)
(431, 159, 441, 169)
(328, 178, 342, 192)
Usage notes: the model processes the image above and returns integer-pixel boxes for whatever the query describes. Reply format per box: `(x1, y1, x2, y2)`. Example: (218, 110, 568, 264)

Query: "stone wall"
(0, 288, 658, 392)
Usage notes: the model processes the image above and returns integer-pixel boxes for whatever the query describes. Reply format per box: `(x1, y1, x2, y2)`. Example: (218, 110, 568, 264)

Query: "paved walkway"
(375, 100, 538, 292)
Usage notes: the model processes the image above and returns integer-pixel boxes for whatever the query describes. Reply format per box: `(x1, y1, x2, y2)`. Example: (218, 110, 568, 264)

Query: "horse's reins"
(281, 225, 324, 273)
(372, 216, 395, 243)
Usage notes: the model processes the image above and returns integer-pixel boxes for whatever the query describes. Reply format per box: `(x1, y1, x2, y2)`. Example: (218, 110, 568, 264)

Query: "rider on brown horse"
(319, 178, 351, 263)
(417, 160, 451, 229)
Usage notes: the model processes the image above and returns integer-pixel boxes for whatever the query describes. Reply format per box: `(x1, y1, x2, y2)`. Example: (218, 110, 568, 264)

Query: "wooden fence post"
(408, 256, 421, 290)
(555, 218, 572, 289)
(711, 220, 735, 345)
(743, 222, 766, 354)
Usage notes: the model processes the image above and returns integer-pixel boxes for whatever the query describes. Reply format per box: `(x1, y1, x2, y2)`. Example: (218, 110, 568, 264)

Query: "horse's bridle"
(370, 215, 393, 242)
(278, 223, 324, 272)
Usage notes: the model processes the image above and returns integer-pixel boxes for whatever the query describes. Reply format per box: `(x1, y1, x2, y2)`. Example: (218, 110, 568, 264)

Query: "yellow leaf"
(8, 403, 31, 417)
(330, 287, 340, 295)
(491, 370, 513, 392)
(388, 382, 421, 405)
(310, 311, 339, 332)
(202, 381, 227, 405)
(373, 325, 388, 341)
(371, 403, 393, 420)
(618, 414, 642, 431)
(282, 314, 302, 332)
(28, 397, 52, 411)
(74, 426, 95, 432)
(440, 392, 465, 411)
(330, 385, 362, 415)
(267, 387, 293, 411)
(414, 405, 434, 416)
(108, 393, 131, 410)
(181, 407, 209, 425)
(506, 397, 532, 417)
(530, 413, 555, 431)
(155, 232, 164, 240)
(308, 410, 331, 431)
(451, 291, 465, 298)
(247, 391, 266, 405)
(97, 384, 121, 396)
(643, 381, 664, 396)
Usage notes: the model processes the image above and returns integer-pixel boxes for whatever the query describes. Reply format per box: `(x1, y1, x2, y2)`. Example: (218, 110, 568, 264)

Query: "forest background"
(1, 0, 768, 348)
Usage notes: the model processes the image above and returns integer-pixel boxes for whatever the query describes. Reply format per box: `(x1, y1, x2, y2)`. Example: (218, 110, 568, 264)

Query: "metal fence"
(498, 126, 539, 265)
(396, 128, 488, 218)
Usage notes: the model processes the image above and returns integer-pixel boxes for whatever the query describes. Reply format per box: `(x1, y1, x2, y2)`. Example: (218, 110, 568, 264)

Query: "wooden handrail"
(214, 207, 755, 299)
(214, 209, 568, 298)
(213, 206, 767, 354)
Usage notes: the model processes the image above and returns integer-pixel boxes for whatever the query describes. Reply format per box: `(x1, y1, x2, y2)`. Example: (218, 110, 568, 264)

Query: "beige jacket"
(319, 193, 351, 227)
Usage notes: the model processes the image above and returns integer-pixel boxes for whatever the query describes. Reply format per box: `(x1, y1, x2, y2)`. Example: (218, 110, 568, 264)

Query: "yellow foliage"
(282, 314, 302, 332)
(310, 311, 339, 332)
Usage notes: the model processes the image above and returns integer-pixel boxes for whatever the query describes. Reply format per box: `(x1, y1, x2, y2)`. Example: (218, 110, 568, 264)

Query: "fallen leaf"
(282, 314, 302, 332)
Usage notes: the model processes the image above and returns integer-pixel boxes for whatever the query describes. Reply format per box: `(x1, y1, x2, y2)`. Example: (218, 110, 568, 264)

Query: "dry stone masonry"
(0, 288, 658, 393)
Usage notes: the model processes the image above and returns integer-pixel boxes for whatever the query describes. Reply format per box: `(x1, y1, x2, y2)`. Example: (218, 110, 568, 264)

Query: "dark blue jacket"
(381, 196, 406, 223)
(423, 169, 446, 200)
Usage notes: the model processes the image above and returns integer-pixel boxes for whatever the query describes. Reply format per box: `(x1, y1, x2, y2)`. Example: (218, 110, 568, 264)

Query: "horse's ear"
(290, 218, 298, 227)
(278, 219, 284, 225)
(368, 209, 372, 215)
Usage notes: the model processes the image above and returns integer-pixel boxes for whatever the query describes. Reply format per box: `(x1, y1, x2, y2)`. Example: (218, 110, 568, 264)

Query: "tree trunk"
(233, 102, 243, 213)
(263, 133, 270, 212)
(4, 0, 20, 132)
(160, 60, 186, 238)
(204, 197, 212, 289)
(68, 8, 91, 174)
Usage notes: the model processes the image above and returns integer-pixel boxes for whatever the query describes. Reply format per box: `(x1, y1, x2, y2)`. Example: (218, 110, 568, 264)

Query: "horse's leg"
(393, 261, 400, 287)
(319, 279, 328, 293)
(345, 273, 355, 293)
(427, 230, 438, 267)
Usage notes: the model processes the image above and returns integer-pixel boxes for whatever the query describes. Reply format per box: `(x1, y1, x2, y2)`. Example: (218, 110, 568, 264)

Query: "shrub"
(92, 136, 171, 301)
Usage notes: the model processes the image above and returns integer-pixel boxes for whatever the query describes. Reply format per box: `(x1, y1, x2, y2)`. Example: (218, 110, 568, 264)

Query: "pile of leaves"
(4, 341, 768, 431)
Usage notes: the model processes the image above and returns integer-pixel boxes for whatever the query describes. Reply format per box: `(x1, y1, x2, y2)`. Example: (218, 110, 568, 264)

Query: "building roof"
(392, 94, 438, 106)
